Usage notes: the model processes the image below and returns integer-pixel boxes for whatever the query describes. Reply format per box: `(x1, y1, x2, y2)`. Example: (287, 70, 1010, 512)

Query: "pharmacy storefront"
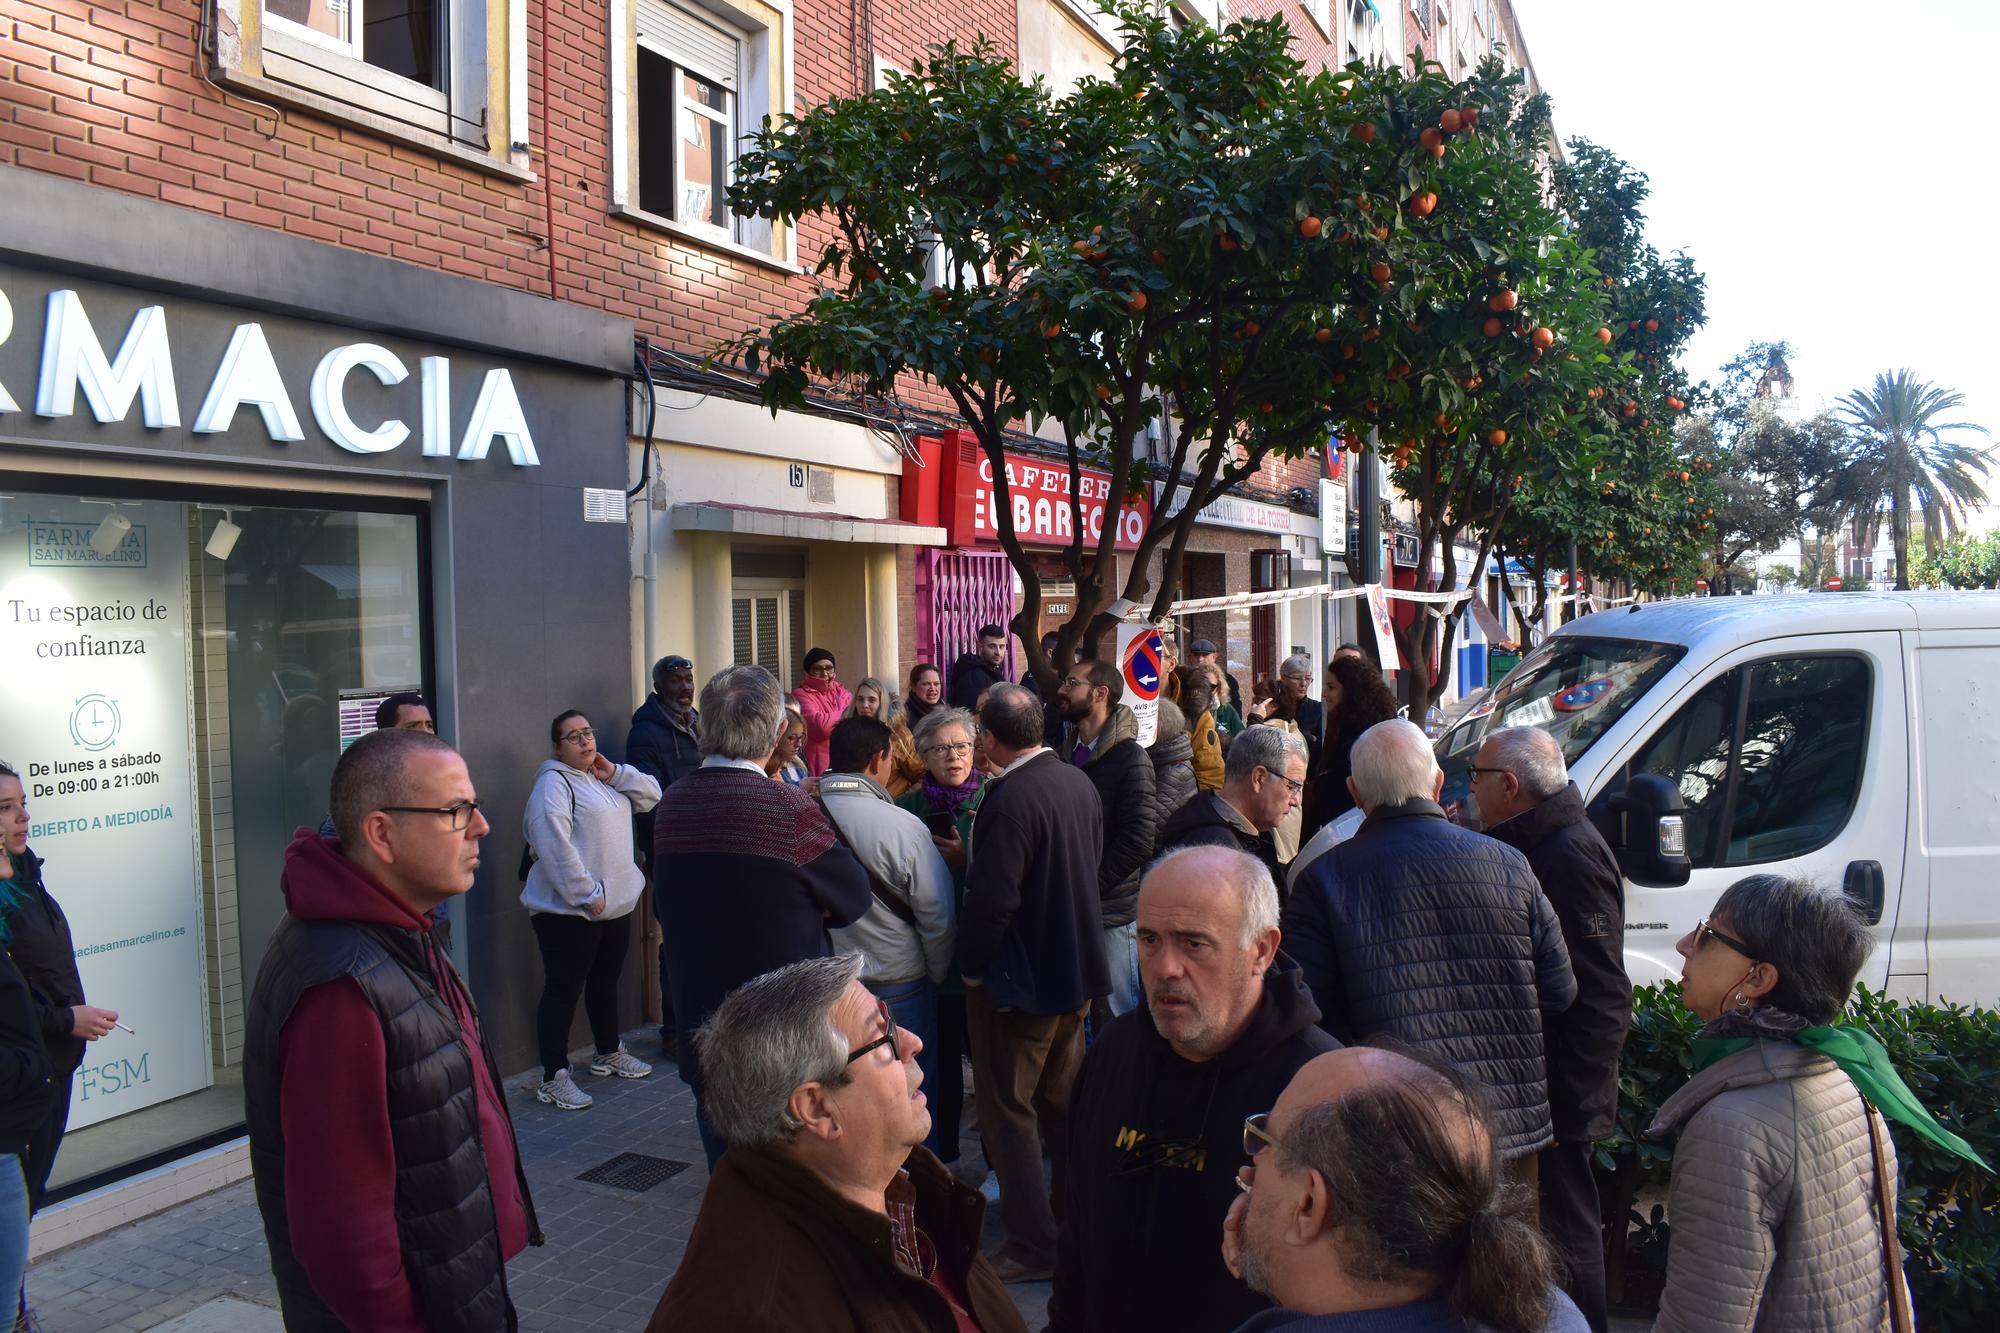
(0, 166, 633, 1234)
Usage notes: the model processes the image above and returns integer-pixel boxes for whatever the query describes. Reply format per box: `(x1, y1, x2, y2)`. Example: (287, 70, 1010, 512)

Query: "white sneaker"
(589, 1044, 654, 1079)
(536, 1069, 593, 1110)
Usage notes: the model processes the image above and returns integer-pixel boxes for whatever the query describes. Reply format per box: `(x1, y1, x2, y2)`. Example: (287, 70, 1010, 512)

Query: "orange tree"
(725, 7, 1619, 697)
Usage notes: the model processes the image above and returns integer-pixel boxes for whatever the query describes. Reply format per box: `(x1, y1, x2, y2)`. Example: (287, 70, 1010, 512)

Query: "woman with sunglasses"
(1649, 874, 1987, 1332)
(521, 710, 661, 1111)
(893, 706, 986, 1164)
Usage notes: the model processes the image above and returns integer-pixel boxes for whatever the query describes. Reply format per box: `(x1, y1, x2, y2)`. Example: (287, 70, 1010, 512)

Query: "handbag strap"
(812, 792, 918, 926)
(1864, 1099, 1915, 1333)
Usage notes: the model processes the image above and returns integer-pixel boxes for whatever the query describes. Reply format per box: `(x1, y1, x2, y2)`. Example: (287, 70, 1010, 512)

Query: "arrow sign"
(1115, 624, 1164, 745)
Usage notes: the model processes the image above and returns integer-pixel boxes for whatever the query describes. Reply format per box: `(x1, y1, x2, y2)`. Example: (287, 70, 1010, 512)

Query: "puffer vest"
(244, 915, 536, 1332)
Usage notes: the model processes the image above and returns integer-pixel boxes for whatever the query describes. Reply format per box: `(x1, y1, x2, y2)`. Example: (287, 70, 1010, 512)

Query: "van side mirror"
(1607, 773, 1692, 888)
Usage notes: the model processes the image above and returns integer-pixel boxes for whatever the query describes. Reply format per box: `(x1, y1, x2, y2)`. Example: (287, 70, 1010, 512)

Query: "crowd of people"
(0, 626, 1980, 1332)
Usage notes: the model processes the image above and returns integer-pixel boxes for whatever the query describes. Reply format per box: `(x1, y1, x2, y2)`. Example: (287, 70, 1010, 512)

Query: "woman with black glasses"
(1649, 874, 1988, 1332)
(521, 711, 661, 1111)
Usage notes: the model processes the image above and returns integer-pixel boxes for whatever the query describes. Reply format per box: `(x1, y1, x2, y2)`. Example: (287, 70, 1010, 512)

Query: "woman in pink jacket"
(793, 647, 852, 775)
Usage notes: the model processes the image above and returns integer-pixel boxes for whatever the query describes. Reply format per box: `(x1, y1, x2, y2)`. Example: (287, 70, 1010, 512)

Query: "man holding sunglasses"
(245, 728, 541, 1333)
(649, 956, 1027, 1333)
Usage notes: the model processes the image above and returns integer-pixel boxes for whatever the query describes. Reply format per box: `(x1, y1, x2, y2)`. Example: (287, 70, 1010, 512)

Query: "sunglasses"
(1243, 1111, 1278, 1157)
(1694, 917, 1756, 958)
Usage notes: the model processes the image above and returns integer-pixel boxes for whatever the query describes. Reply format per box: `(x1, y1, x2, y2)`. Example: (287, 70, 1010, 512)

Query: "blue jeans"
(867, 976, 940, 1155)
(1103, 922, 1142, 1017)
(0, 1154, 27, 1318)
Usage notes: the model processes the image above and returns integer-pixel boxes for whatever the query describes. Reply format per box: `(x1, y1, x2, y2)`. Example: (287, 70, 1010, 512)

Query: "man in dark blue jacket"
(1475, 726, 1629, 1332)
(626, 653, 703, 1052)
(1283, 720, 1575, 1165)
(1048, 845, 1337, 1333)
(958, 683, 1107, 1283)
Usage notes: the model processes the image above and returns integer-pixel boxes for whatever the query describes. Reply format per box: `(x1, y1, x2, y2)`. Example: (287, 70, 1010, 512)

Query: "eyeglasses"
(380, 798, 482, 831)
(1465, 765, 1512, 779)
(1262, 768, 1304, 795)
(844, 998, 901, 1066)
(1061, 676, 1094, 690)
(1281, 673, 1313, 685)
(807, 664, 837, 677)
(1694, 917, 1756, 958)
(924, 740, 975, 757)
(559, 728, 596, 744)
(1243, 1111, 1278, 1157)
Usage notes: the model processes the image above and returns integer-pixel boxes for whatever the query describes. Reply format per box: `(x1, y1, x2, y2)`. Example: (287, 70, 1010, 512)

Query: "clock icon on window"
(70, 694, 122, 752)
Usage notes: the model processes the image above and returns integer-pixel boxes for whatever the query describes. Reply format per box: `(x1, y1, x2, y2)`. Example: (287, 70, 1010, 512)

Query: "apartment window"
(1411, 0, 1431, 32)
(637, 0, 743, 238)
(1345, 0, 1386, 65)
(264, 0, 444, 87)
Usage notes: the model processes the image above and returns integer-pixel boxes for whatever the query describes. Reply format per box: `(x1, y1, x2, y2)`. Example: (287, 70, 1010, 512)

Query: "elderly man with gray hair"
(1284, 720, 1576, 1176)
(1154, 723, 1308, 886)
(1472, 726, 1629, 1332)
(1047, 846, 1339, 1333)
(653, 665, 873, 1168)
(647, 956, 1028, 1333)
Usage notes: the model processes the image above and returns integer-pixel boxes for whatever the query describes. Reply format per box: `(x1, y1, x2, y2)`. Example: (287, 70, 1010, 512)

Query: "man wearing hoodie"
(244, 729, 540, 1333)
(947, 624, 1010, 711)
(1054, 659, 1158, 1018)
(1047, 846, 1338, 1333)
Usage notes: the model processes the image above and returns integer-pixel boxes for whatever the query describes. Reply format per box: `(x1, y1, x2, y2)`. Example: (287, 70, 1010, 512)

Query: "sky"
(1514, 0, 2000, 439)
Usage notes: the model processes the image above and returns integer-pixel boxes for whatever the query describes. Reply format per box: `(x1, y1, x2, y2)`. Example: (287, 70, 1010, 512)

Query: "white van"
(1435, 591, 2000, 1008)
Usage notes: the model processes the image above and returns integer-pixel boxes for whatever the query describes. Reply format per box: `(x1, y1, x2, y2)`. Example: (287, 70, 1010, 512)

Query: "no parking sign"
(1116, 624, 1164, 745)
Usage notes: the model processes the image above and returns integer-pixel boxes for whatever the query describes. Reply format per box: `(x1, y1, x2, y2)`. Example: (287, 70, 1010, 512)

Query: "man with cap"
(1187, 639, 1242, 715)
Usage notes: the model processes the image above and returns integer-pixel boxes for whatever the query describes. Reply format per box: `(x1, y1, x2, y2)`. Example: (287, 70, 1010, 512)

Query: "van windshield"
(1437, 635, 1685, 826)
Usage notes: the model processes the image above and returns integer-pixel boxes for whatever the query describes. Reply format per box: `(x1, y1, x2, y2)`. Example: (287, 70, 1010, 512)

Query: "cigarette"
(114, 1021, 135, 1034)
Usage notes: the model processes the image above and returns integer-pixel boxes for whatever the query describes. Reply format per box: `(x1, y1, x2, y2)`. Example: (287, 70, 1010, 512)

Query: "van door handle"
(1843, 860, 1885, 925)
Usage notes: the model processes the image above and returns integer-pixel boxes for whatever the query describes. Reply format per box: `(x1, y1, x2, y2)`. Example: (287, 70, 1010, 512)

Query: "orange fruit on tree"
(1261, 401, 1274, 413)
(1531, 327, 1555, 349)
(1679, 470, 1690, 482)
(1300, 215, 1323, 238)
(1428, 142, 1446, 159)
(1373, 226, 1390, 241)
(1461, 105, 1480, 125)
(1095, 383, 1112, 400)
(1645, 318, 1660, 332)
(1419, 128, 1443, 150)
(1483, 317, 1502, 337)
(1410, 191, 1438, 217)
(1435, 413, 1453, 430)
(1370, 261, 1391, 283)
(1152, 249, 1167, 266)
(1127, 291, 1148, 312)
(1072, 240, 1092, 255)
(1595, 327, 1612, 344)
(1315, 327, 1333, 343)
(1351, 122, 1376, 143)
(1439, 108, 1463, 134)
(1488, 429, 1508, 446)
(1003, 152, 1019, 167)
(1042, 321, 1062, 338)
(1623, 399, 1637, 416)
(1489, 289, 1518, 311)
(1628, 319, 1641, 330)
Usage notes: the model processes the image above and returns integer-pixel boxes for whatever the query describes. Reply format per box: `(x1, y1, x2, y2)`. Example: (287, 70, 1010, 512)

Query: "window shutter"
(637, 0, 739, 89)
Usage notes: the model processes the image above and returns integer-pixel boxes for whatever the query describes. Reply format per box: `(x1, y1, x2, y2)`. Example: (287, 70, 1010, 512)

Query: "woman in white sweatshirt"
(521, 709, 662, 1110)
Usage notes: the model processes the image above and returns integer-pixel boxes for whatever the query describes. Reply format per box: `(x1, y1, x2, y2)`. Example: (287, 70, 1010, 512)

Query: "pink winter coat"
(793, 676, 852, 775)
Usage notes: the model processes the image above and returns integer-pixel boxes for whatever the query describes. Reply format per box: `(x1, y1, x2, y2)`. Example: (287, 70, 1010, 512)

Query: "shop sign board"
(1365, 583, 1400, 667)
(1, 498, 207, 1129)
(0, 278, 540, 466)
(1116, 623, 1163, 746)
(1156, 483, 1294, 536)
(1318, 478, 1346, 553)
(971, 452, 1147, 552)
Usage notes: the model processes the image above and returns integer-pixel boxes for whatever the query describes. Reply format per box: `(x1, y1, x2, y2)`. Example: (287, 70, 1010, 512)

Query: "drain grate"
(575, 1152, 692, 1193)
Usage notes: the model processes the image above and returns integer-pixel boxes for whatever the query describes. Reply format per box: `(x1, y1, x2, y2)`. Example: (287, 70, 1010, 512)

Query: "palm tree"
(1832, 371, 1991, 589)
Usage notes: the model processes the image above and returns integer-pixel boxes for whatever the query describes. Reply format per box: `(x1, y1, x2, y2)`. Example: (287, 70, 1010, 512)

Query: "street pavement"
(25, 1027, 1645, 1331)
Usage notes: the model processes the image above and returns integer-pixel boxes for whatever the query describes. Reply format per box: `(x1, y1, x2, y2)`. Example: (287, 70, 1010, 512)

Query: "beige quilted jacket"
(1646, 1041, 1898, 1332)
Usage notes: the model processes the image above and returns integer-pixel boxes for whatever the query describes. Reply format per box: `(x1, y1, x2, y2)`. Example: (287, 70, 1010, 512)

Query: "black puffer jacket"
(1147, 732, 1197, 830)
(1047, 955, 1340, 1333)
(0, 851, 85, 1075)
(0, 947, 54, 1156)
(1060, 706, 1158, 928)
(947, 653, 1005, 710)
(1484, 783, 1630, 1143)
(1284, 798, 1577, 1159)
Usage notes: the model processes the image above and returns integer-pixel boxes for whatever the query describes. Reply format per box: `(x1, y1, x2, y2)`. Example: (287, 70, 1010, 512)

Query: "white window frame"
(264, 0, 366, 63)
(1344, 0, 1385, 66)
(612, 0, 787, 267)
(668, 66, 737, 243)
(1302, 0, 1332, 40)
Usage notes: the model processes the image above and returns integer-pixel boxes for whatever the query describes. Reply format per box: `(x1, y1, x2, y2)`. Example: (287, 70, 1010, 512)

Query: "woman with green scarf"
(1649, 873, 1988, 1332)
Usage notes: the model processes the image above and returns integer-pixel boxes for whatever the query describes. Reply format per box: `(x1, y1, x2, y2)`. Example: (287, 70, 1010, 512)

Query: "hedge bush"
(1593, 983, 1999, 1329)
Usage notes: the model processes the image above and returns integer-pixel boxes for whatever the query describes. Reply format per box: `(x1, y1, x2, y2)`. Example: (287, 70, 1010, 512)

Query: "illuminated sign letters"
(0, 288, 541, 467)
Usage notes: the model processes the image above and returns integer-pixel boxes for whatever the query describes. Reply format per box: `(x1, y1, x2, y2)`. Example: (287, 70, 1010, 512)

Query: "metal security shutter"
(637, 0, 739, 89)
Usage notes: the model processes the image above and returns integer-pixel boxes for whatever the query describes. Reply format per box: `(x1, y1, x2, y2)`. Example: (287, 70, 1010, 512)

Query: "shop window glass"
(2, 493, 427, 1199)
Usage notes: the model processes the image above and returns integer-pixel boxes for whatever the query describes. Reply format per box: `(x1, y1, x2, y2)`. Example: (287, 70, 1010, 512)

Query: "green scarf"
(1693, 1024, 1992, 1174)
